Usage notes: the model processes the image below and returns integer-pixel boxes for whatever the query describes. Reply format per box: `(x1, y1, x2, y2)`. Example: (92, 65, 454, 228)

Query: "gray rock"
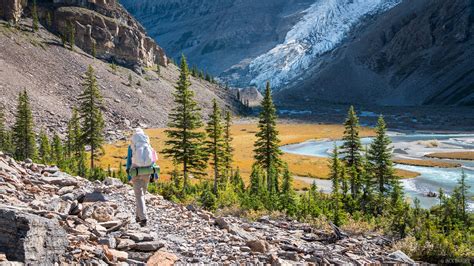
(388, 250, 415, 264)
(42, 172, 79, 187)
(98, 220, 121, 229)
(246, 239, 269, 253)
(98, 235, 117, 249)
(103, 177, 123, 187)
(57, 186, 75, 195)
(127, 252, 153, 262)
(131, 241, 165, 252)
(69, 201, 83, 215)
(0, 208, 68, 264)
(215, 217, 230, 230)
(126, 232, 155, 242)
(42, 166, 59, 174)
(82, 192, 109, 203)
(117, 238, 136, 251)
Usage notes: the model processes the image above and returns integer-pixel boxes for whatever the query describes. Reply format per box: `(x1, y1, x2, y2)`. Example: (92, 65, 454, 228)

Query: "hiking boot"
(139, 219, 147, 227)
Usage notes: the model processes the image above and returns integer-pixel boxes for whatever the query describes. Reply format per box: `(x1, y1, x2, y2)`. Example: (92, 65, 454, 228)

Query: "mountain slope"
(120, 0, 315, 75)
(122, 0, 474, 107)
(0, 1, 241, 137)
(274, 0, 474, 106)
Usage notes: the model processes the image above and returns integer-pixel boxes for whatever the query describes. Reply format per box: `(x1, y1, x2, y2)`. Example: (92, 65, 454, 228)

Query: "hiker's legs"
(133, 175, 149, 221)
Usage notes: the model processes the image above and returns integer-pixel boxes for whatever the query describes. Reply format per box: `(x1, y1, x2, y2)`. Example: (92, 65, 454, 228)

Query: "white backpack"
(131, 131, 156, 167)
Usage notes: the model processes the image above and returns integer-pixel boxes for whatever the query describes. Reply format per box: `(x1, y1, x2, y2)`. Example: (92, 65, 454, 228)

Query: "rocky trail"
(0, 152, 415, 265)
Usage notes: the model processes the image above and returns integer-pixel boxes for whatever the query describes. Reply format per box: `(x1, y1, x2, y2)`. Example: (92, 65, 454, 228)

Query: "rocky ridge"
(0, 152, 416, 265)
(2, 0, 167, 68)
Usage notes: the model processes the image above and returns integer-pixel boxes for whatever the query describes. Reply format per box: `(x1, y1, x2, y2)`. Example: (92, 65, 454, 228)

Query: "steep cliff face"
(0, 0, 167, 68)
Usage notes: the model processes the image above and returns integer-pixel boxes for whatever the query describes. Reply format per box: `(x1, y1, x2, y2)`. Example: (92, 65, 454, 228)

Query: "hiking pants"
(132, 175, 149, 221)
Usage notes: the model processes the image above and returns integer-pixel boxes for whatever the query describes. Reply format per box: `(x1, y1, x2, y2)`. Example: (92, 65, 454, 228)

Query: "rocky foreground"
(0, 153, 415, 265)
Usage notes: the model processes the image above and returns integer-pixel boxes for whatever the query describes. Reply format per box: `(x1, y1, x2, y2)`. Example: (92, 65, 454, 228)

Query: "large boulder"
(0, 208, 68, 264)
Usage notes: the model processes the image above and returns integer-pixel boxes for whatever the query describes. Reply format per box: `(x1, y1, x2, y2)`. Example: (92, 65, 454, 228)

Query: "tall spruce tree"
(330, 144, 345, 226)
(0, 106, 5, 151)
(231, 167, 245, 192)
(12, 90, 37, 161)
(280, 164, 297, 214)
(223, 110, 234, 180)
(205, 99, 226, 194)
(51, 133, 64, 165)
(38, 130, 51, 164)
(67, 21, 75, 50)
(163, 55, 207, 192)
(78, 65, 105, 169)
(341, 106, 363, 196)
(249, 164, 264, 196)
(368, 115, 395, 196)
(66, 108, 82, 158)
(254, 81, 282, 193)
(457, 170, 470, 223)
(32, 0, 39, 32)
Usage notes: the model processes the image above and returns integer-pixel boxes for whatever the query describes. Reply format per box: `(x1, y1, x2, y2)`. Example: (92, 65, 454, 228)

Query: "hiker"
(126, 128, 159, 227)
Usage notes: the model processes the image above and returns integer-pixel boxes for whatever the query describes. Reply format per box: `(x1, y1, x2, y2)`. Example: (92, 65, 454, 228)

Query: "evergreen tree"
(32, 0, 39, 32)
(231, 167, 245, 192)
(91, 41, 96, 58)
(66, 108, 82, 157)
(12, 90, 37, 161)
(249, 164, 264, 196)
(78, 65, 105, 169)
(457, 170, 470, 223)
(205, 99, 225, 194)
(368, 115, 395, 196)
(128, 73, 133, 86)
(223, 111, 234, 180)
(51, 133, 64, 165)
(254, 81, 282, 193)
(38, 130, 51, 164)
(2, 131, 14, 155)
(0, 106, 5, 151)
(280, 164, 297, 215)
(163, 55, 207, 192)
(67, 20, 75, 50)
(329, 144, 345, 226)
(46, 12, 52, 27)
(341, 106, 363, 196)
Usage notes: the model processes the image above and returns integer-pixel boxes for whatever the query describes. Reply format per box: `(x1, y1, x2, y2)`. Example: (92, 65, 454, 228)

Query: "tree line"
(0, 53, 471, 262)
(157, 55, 472, 262)
(0, 65, 105, 180)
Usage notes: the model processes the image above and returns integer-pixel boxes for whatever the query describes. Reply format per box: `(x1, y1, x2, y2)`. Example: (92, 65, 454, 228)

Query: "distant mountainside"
(122, 0, 474, 106)
(0, 0, 241, 137)
(119, 0, 315, 75)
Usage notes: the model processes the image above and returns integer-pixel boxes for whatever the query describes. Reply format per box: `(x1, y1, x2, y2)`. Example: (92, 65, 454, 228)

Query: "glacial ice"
(248, 0, 401, 90)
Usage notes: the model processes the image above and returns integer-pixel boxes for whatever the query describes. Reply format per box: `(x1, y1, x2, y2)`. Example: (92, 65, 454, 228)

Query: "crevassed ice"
(248, 0, 401, 90)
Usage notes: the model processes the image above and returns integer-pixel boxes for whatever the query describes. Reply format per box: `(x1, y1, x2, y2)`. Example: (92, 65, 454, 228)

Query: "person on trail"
(126, 128, 159, 227)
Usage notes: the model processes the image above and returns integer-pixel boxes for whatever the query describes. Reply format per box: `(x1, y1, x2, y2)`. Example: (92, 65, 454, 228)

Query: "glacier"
(248, 0, 401, 90)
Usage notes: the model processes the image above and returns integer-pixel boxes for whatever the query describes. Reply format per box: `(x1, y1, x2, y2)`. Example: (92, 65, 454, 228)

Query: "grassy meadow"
(425, 151, 474, 161)
(98, 123, 418, 190)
